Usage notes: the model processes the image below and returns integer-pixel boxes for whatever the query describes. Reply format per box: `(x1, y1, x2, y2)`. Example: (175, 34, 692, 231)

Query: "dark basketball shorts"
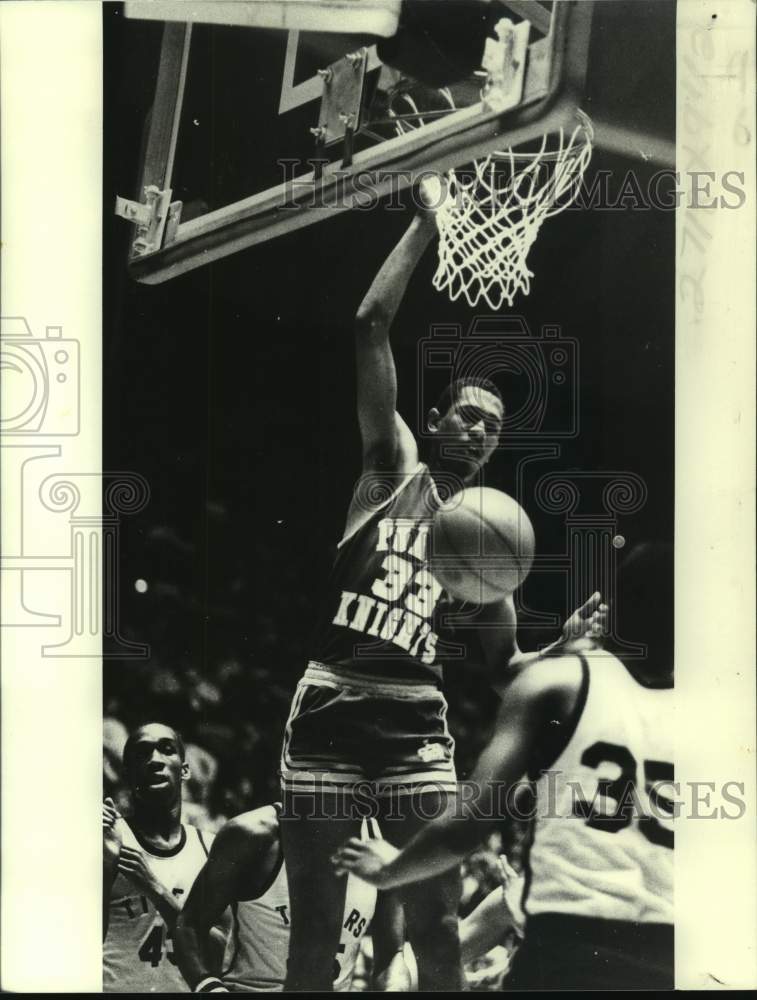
(505, 913, 674, 990)
(280, 661, 457, 796)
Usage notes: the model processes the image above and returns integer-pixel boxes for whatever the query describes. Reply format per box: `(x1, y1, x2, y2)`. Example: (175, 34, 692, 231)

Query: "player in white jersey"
(334, 543, 674, 989)
(174, 806, 410, 992)
(103, 723, 224, 992)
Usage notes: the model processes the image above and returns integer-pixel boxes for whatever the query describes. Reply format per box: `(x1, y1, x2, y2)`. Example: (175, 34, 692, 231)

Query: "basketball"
(429, 487, 535, 603)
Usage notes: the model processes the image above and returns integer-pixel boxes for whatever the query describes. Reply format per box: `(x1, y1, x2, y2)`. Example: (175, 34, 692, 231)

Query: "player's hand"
(561, 592, 608, 647)
(464, 946, 510, 991)
(416, 174, 449, 222)
(497, 853, 518, 887)
(331, 837, 400, 888)
(117, 845, 161, 895)
(103, 797, 122, 863)
(103, 796, 121, 828)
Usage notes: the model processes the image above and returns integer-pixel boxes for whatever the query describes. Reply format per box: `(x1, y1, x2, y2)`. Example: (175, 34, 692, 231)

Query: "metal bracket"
(315, 48, 368, 147)
(481, 19, 531, 114)
(115, 185, 182, 256)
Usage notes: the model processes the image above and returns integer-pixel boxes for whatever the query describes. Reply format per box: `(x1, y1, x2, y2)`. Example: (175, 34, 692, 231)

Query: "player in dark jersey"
(280, 188, 604, 991)
(333, 543, 673, 990)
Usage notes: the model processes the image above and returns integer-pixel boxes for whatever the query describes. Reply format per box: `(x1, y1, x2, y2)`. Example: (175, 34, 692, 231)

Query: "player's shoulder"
(582, 646, 640, 684)
(516, 651, 587, 699)
(503, 651, 590, 727)
(217, 804, 280, 851)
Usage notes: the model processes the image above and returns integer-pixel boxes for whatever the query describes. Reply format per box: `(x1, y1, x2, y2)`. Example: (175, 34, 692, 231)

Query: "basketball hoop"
(389, 71, 594, 310)
(433, 112, 594, 310)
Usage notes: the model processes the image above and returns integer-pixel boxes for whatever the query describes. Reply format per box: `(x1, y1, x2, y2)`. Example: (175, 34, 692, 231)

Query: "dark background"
(103, 1, 675, 818)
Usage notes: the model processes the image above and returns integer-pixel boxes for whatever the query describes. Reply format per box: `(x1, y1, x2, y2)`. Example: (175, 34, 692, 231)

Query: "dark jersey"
(309, 464, 465, 684)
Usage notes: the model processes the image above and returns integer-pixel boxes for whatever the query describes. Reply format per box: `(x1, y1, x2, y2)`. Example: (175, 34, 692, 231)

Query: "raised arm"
(353, 204, 437, 474)
(174, 814, 278, 992)
(481, 592, 607, 695)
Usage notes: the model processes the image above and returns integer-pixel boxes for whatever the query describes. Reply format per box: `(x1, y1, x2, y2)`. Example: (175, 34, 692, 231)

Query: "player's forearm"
(103, 853, 119, 891)
(460, 915, 503, 965)
(355, 213, 436, 337)
(459, 890, 510, 964)
(508, 594, 606, 678)
(501, 615, 576, 687)
(102, 855, 119, 937)
(380, 815, 484, 890)
(146, 882, 182, 930)
(173, 916, 220, 991)
(509, 637, 559, 671)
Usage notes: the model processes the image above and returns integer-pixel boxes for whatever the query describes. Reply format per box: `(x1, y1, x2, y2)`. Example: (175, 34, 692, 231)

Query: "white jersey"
(526, 651, 673, 924)
(104, 820, 213, 992)
(222, 817, 378, 992)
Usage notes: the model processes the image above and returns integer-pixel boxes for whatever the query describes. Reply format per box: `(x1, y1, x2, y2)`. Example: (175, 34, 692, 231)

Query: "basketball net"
(390, 84, 593, 311)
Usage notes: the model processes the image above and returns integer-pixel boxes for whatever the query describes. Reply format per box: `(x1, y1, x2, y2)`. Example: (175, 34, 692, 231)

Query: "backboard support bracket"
(115, 185, 182, 256)
(316, 48, 369, 146)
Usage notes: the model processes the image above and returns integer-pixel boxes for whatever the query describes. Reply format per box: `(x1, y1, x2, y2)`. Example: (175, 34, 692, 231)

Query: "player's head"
(615, 541, 673, 683)
(123, 722, 188, 805)
(427, 377, 504, 481)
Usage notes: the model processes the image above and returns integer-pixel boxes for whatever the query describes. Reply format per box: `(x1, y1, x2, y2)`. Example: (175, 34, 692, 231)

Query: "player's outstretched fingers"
(335, 837, 366, 856)
(116, 846, 143, 871)
(563, 592, 603, 640)
(331, 839, 365, 874)
(117, 845, 159, 893)
(333, 838, 400, 886)
(498, 854, 518, 885)
(103, 797, 120, 827)
(578, 592, 601, 618)
(589, 603, 609, 639)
